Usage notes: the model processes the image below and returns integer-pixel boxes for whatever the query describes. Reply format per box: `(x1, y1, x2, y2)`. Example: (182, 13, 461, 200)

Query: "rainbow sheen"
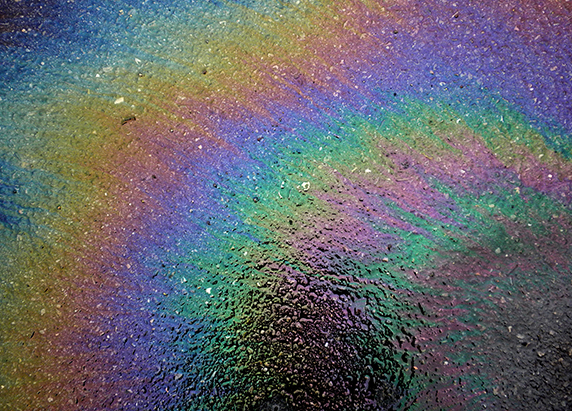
(1, 1, 571, 410)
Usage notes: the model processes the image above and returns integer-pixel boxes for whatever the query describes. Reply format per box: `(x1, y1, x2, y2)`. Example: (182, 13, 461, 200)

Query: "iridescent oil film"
(1, 1, 571, 410)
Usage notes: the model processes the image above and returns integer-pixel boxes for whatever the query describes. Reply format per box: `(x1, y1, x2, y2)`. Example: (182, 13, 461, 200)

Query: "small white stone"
(114, 97, 124, 104)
